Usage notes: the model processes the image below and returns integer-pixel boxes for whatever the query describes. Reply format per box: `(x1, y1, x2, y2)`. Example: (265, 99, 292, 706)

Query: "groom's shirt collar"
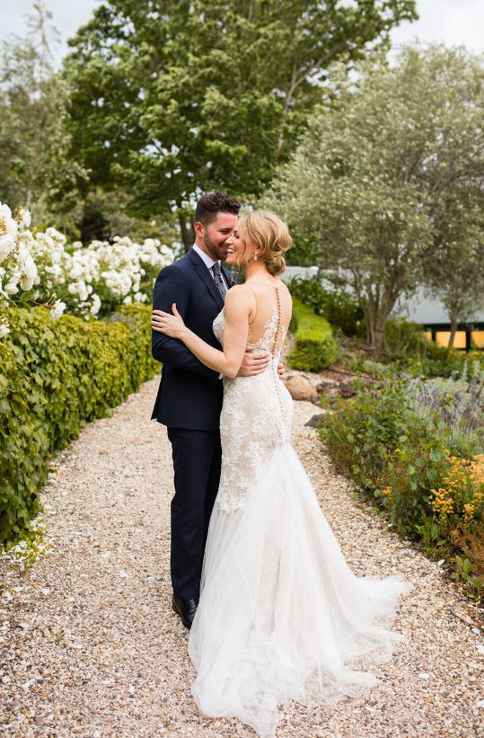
(192, 244, 217, 271)
(191, 244, 228, 289)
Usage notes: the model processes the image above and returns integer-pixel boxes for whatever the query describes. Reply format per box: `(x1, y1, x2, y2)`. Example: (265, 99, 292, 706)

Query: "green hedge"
(0, 304, 158, 547)
(288, 298, 339, 371)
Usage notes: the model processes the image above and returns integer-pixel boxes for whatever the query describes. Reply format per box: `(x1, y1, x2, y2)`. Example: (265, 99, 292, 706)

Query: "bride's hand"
(152, 304, 187, 339)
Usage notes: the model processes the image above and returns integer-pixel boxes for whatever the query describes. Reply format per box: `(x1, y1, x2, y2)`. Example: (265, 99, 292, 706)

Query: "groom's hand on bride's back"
(237, 350, 271, 377)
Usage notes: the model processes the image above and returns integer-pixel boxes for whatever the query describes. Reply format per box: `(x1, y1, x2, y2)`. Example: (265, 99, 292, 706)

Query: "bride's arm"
(151, 285, 253, 379)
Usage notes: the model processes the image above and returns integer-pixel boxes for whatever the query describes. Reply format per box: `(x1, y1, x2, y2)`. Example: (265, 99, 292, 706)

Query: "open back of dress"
(245, 283, 292, 357)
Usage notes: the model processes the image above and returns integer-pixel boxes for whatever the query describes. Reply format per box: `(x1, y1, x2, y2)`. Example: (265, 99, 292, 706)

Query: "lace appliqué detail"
(212, 303, 293, 515)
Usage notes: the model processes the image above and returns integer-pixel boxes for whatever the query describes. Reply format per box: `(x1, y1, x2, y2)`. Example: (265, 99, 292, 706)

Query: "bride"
(151, 210, 411, 738)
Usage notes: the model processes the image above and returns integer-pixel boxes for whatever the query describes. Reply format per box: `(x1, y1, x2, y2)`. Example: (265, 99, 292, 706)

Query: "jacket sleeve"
(151, 266, 219, 380)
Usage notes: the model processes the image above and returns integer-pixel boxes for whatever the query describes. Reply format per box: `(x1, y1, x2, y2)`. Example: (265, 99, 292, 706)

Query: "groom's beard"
(203, 229, 229, 262)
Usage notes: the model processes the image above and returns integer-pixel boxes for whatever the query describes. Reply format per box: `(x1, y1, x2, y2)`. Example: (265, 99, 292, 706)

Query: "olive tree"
(266, 46, 484, 354)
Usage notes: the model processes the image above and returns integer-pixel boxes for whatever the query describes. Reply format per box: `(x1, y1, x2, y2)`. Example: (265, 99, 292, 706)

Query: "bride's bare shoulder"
(226, 283, 257, 300)
(224, 284, 257, 315)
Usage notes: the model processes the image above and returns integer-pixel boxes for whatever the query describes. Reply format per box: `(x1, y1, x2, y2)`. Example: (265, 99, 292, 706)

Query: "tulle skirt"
(188, 444, 411, 738)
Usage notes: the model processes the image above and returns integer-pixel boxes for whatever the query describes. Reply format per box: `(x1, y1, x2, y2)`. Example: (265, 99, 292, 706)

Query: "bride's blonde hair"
(238, 210, 292, 276)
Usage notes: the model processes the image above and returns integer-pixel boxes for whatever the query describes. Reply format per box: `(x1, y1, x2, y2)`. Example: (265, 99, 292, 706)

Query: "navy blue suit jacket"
(151, 248, 232, 431)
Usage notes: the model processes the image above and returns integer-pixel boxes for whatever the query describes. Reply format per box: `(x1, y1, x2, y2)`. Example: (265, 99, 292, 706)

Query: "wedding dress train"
(188, 289, 411, 738)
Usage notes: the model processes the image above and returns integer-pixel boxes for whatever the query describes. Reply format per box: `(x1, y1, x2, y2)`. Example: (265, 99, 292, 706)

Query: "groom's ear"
(193, 221, 205, 241)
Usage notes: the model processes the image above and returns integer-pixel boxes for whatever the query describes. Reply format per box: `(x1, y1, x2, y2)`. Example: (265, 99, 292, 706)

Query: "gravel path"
(1, 377, 482, 738)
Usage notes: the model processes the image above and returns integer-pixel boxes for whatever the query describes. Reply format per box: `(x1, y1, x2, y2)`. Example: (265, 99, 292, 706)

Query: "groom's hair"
(195, 191, 241, 225)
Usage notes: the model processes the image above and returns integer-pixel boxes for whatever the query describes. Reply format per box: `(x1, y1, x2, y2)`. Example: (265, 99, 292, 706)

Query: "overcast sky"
(0, 0, 483, 66)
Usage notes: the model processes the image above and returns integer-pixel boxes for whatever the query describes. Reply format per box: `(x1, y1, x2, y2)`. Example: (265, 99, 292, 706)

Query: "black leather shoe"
(172, 595, 198, 629)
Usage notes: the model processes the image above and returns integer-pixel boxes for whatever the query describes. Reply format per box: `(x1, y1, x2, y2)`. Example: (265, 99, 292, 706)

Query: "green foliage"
(322, 379, 484, 600)
(384, 318, 484, 378)
(0, 304, 158, 547)
(322, 381, 410, 494)
(289, 276, 364, 336)
(64, 0, 416, 244)
(266, 46, 484, 354)
(384, 318, 437, 359)
(288, 298, 339, 371)
(77, 189, 178, 245)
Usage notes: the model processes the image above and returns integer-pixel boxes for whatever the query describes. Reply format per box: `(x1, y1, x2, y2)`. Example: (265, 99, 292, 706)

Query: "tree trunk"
(374, 312, 388, 356)
(364, 305, 375, 348)
(448, 317, 458, 348)
(178, 213, 194, 252)
(363, 298, 394, 357)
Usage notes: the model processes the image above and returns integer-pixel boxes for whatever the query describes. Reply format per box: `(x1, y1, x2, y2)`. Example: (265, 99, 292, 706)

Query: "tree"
(64, 0, 417, 248)
(0, 1, 87, 226)
(265, 46, 484, 354)
(422, 182, 484, 348)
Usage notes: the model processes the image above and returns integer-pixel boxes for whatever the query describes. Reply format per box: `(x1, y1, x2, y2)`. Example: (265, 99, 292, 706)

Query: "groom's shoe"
(172, 595, 198, 630)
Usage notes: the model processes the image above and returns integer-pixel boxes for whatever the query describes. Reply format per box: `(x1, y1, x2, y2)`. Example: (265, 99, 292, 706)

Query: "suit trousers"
(167, 427, 222, 602)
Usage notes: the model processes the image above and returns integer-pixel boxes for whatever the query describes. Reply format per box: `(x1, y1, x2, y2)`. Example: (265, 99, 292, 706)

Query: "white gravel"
(0, 377, 482, 738)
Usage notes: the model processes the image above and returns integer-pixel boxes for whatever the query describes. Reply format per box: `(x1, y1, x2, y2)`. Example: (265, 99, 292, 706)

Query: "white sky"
(0, 0, 482, 66)
(391, 0, 483, 55)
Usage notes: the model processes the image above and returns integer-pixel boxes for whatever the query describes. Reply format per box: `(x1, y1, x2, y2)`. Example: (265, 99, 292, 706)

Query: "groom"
(151, 192, 271, 629)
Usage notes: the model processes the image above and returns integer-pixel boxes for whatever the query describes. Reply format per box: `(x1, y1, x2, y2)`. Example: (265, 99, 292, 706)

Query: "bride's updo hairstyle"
(239, 210, 292, 276)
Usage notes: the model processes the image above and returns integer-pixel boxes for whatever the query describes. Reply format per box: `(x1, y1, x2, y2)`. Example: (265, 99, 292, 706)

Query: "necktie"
(211, 262, 227, 300)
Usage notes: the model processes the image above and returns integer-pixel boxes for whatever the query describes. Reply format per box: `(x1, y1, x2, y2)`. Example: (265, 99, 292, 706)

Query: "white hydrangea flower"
(69, 262, 83, 280)
(51, 300, 66, 319)
(0, 202, 18, 264)
(0, 320, 10, 339)
(17, 208, 31, 229)
(90, 293, 101, 315)
(19, 273, 35, 291)
(5, 272, 20, 295)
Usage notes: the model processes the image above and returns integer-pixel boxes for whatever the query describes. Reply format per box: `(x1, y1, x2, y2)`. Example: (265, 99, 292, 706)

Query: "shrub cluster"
(288, 276, 364, 336)
(0, 304, 158, 546)
(322, 377, 483, 601)
(288, 298, 339, 371)
(383, 319, 484, 377)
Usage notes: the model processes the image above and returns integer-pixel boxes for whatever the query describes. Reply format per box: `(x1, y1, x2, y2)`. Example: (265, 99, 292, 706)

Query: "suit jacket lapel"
(188, 248, 224, 310)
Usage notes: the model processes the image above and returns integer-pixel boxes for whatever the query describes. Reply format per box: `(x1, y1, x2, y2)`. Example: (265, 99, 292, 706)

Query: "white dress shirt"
(192, 244, 228, 290)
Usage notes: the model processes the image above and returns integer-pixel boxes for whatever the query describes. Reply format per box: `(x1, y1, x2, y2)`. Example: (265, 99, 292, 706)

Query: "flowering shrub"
(431, 455, 483, 532)
(0, 202, 175, 324)
(322, 378, 484, 601)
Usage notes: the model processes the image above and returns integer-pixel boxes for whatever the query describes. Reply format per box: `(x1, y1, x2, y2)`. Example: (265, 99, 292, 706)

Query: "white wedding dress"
(188, 287, 411, 738)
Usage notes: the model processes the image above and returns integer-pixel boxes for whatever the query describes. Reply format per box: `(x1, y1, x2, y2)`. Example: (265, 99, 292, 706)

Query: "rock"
(284, 374, 318, 402)
(339, 382, 357, 398)
(316, 379, 340, 397)
(304, 414, 325, 429)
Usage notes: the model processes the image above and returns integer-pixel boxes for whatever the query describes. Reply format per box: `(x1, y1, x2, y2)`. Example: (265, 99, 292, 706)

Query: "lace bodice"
(212, 292, 293, 514)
